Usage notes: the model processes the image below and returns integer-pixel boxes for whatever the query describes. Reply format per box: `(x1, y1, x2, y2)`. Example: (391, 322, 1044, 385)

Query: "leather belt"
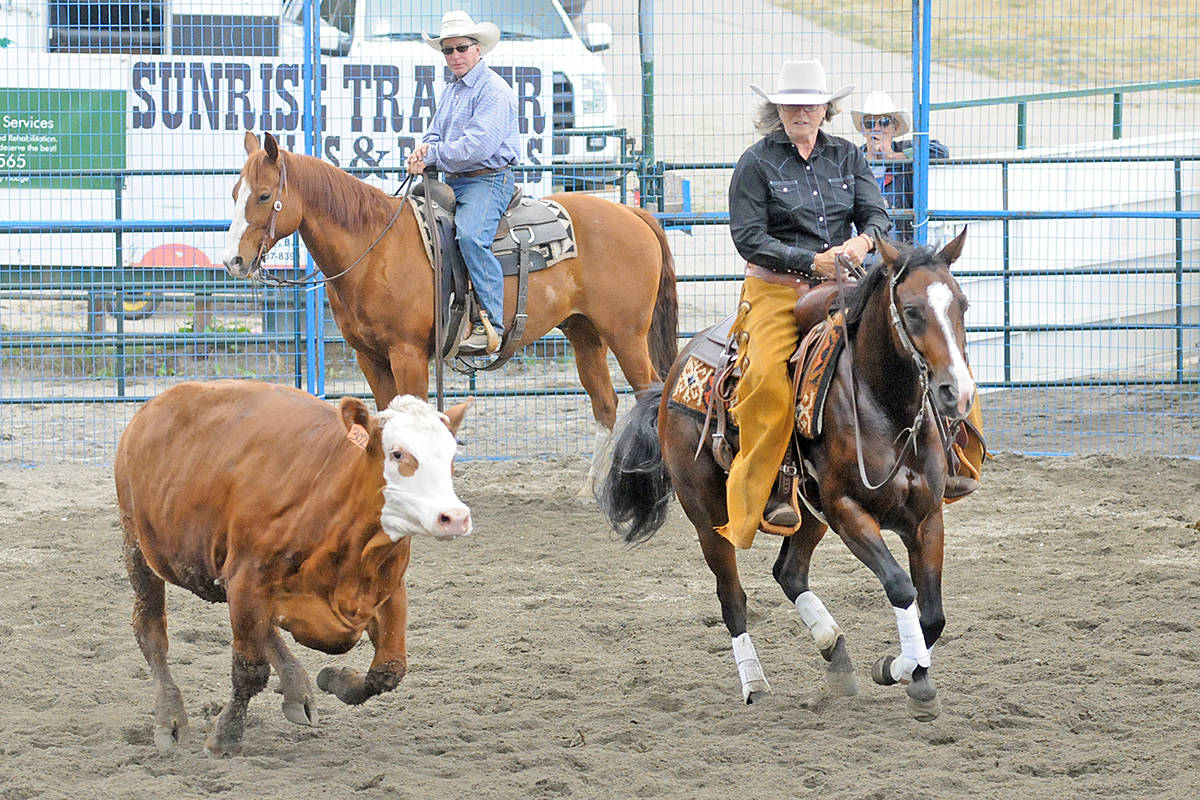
(745, 262, 820, 289)
(446, 164, 513, 179)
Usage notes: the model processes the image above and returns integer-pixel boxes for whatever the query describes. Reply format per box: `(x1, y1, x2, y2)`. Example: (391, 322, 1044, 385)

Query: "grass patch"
(782, 0, 1199, 87)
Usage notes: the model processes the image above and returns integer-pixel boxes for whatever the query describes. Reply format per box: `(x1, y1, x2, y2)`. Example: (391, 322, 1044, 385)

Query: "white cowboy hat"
(851, 91, 912, 137)
(751, 59, 853, 107)
(422, 10, 501, 56)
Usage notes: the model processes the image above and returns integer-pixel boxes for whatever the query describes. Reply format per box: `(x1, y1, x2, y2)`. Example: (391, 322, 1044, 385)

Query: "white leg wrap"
(891, 603, 931, 683)
(731, 633, 770, 701)
(794, 591, 842, 653)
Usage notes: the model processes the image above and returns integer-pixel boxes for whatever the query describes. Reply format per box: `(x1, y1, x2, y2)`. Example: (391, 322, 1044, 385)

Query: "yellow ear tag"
(347, 423, 369, 450)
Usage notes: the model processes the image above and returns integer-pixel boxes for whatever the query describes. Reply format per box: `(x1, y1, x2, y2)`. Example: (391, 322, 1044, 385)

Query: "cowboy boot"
(943, 474, 980, 500)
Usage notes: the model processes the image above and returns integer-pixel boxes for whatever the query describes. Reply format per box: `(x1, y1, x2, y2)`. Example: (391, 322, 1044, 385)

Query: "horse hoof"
(204, 734, 243, 758)
(743, 679, 771, 705)
(871, 655, 899, 686)
(282, 699, 317, 726)
(825, 667, 859, 696)
(906, 680, 941, 721)
(153, 722, 187, 749)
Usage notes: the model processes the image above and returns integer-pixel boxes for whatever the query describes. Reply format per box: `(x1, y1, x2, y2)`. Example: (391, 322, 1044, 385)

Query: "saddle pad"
(408, 196, 577, 275)
(669, 356, 719, 418)
(794, 311, 846, 439)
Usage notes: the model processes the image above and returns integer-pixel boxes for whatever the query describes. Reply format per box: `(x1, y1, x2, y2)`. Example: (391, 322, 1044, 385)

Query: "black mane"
(840, 241, 944, 335)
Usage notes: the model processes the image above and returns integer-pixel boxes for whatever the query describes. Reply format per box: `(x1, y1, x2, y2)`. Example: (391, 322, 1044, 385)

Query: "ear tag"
(347, 424, 369, 450)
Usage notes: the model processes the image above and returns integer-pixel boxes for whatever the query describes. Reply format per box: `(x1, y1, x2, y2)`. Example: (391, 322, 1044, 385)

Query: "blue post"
(913, 0, 932, 245)
(302, 0, 326, 397)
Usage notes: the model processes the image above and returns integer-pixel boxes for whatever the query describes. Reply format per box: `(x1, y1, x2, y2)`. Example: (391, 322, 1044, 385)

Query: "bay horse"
(596, 230, 974, 720)
(221, 131, 677, 431)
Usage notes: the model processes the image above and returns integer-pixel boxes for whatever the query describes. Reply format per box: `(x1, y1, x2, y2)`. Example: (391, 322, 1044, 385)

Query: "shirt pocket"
(825, 174, 857, 213)
(767, 179, 801, 210)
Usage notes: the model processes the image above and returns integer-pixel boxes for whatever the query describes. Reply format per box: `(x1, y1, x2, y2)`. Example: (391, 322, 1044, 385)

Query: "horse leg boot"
(696, 526, 770, 704)
(772, 525, 857, 696)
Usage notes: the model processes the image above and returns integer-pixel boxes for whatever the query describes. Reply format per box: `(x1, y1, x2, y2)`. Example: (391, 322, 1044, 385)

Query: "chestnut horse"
(596, 231, 974, 720)
(221, 132, 677, 429)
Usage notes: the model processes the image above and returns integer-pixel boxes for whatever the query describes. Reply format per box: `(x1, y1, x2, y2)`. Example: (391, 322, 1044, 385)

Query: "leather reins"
(833, 251, 935, 492)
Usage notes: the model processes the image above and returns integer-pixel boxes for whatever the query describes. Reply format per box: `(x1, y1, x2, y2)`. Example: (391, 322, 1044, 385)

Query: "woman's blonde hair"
(753, 99, 841, 136)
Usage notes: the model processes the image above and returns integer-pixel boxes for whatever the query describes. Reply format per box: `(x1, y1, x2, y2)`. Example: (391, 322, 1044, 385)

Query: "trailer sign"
(0, 88, 125, 189)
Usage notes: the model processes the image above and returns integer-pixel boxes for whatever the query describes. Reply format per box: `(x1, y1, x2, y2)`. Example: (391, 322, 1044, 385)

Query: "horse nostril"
(937, 384, 959, 407)
(231, 256, 242, 267)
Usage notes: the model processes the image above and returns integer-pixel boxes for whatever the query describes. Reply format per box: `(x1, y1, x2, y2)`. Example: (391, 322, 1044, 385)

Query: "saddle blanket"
(668, 311, 846, 440)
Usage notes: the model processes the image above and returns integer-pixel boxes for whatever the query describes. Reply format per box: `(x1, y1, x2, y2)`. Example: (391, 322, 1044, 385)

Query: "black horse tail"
(594, 386, 674, 544)
(629, 207, 679, 379)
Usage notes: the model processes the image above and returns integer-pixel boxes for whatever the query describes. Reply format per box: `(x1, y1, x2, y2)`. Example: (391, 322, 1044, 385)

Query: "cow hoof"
(871, 655, 899, 686)
(906, 679, 941, 722)
(153, 721, 187, 749)
(204, 734, 243, 758)
(283, 699, 317, 726)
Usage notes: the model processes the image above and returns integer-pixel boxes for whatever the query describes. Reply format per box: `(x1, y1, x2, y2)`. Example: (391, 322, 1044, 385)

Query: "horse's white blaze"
(221, 182, 251, 269)
(731, 632, 770, 702)
(794, 590, 841, 653)
(927, 281, 975, 414)
(377, 396, 471, 541)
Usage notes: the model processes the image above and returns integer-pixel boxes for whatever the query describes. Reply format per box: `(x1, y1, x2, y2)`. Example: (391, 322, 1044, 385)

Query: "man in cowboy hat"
(851, 90, 949, 241)
(721, 58, 893, 549)
(407, 10, 520, 354)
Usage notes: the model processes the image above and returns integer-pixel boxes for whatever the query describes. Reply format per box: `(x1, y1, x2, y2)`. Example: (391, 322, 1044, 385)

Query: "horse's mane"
(840, 242, 943, 335)
(282, 152, 397, 234)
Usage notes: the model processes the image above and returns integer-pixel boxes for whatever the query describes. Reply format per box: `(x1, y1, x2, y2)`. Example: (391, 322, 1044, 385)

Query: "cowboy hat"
(751, 59, 853, 106)
(422, 10, 501, 56)
(851, 91, 912, 136)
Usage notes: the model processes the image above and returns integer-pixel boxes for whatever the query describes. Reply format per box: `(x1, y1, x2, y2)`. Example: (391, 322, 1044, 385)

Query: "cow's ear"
(244, 131, 261, 154)
(441, 398, 474, 435)
(339, 397, 378, 451)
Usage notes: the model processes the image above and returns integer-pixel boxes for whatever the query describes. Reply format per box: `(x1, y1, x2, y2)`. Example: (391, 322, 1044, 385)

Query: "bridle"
(833, 252, 951, 492)
(241, 152, 414, 288)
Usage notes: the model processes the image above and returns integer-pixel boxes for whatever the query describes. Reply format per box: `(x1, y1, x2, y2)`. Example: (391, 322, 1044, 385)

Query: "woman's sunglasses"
(861, 116, 894, 130)
(441, 43, 476, 55)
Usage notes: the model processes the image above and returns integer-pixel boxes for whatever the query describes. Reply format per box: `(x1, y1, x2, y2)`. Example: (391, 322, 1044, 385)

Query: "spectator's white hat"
(751, 59, 853, 106)
(851, 91, 911, 136)
(422, 10, 501, 56)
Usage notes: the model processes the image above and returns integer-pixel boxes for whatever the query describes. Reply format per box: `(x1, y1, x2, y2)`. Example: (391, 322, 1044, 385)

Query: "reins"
(253, 154, 415, 289)
(833, 252, 932, 492)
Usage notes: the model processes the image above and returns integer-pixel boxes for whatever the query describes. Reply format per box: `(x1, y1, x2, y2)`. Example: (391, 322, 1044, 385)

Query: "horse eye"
(258, 193, 271, 203)
(904, 307, 923, 321)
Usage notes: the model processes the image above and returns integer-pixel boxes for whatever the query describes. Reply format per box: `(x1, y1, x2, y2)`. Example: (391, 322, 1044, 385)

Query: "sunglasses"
(441, 43, 476, 55)
(861, 116, 894, 130)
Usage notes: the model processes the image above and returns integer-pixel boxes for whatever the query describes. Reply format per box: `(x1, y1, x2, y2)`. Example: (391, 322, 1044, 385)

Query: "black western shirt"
(729, 129, 891, 275)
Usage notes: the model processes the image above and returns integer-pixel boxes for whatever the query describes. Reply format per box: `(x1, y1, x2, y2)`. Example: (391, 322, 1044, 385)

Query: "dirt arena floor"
(1, 452, 1198, 800)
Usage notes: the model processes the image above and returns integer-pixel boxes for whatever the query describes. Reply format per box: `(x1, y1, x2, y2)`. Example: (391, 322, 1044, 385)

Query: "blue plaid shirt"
(423, 60, 520, 174)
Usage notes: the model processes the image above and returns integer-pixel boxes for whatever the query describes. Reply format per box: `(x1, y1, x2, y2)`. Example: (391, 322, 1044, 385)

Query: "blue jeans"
(447, 169, 514, 333)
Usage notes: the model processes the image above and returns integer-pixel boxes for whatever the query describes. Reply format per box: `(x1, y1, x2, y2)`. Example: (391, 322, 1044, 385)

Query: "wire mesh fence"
(1, 0, 1196, 462)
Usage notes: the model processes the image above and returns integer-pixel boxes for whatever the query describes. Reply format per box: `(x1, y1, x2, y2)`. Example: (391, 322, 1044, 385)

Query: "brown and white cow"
(115, 380, 472, 756)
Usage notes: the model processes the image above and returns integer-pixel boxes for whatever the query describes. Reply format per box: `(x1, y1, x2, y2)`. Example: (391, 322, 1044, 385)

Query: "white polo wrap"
(891, 602, 931, 682)
(731, 632, 769, 691)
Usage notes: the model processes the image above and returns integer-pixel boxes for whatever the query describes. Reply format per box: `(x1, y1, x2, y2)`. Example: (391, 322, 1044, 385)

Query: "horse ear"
(243, 131, 261, 154)
(440, 397, 474, 436)
(263, 132, 280, 163)
(938, 226, 968, 265)
(874, 233, 901, 266)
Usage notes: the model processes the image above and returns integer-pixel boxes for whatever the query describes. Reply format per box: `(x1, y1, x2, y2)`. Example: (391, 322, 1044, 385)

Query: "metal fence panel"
(1, 0, 1196, 462)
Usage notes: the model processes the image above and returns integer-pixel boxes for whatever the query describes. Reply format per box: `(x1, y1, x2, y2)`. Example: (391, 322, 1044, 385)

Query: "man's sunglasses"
(861, 116, 894, 130)
(441, 43, 476, 55)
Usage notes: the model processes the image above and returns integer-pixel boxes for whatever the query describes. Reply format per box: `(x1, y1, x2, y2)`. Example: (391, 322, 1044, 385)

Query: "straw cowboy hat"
(751, 59, 853, 106)
(851, 91, 912, 136)
(422, 10, 501, 56)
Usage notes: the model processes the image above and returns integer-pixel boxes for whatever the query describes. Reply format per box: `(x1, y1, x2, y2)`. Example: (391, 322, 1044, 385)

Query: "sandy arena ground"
(1, 452, 1198, 799)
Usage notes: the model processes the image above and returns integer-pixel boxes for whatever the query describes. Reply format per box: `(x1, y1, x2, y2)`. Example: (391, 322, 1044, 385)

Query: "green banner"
(0, 88, 126, 189)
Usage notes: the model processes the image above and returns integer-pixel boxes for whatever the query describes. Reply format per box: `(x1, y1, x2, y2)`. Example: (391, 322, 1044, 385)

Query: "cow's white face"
(376, 396, 472, 541)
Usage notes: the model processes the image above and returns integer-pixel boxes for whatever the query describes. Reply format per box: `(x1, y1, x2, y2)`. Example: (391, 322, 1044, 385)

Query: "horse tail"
(629, 207, 679, 379)
(594, 385, 674, 544)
